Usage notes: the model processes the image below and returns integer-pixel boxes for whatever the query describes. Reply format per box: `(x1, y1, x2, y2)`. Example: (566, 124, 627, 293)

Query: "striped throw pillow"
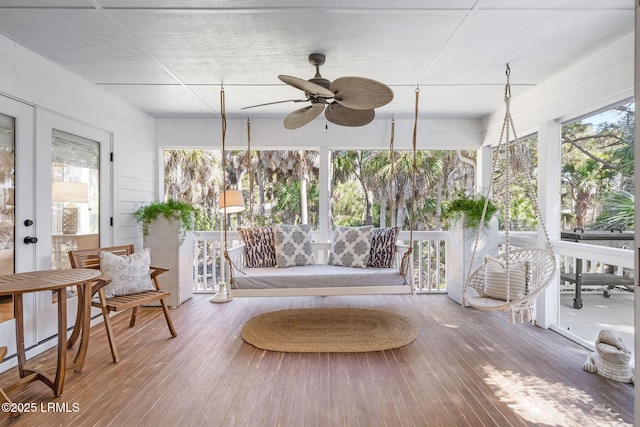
(483, 256, 530, 301)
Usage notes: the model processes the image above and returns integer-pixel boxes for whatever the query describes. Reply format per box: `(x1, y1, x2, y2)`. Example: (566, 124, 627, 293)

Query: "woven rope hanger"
(462, 64, 556, 323)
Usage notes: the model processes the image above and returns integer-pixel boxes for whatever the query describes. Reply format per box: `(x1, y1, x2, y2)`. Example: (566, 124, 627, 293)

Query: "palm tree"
(364, 150, 442, 229)
(253, 150, 319, 226)
(164, 150, 222, 229)
(591, 190, 634, 230)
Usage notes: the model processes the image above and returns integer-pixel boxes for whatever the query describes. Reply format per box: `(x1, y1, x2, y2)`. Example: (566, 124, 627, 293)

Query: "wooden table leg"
(13, 294, 26, 379)
(67, 283, 85, 350)
(13, 292, 67, 397)
(52, 288, 67, 396)
(73, 281, 92, 372)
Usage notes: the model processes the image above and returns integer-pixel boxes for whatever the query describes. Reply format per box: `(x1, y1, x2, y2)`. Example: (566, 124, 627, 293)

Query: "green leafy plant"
(443, 195, 498, 230)
(134, 199, 195, 238)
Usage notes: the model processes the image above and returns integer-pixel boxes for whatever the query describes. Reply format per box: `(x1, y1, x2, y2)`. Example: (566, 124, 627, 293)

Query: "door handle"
(23, 236, 38, 244)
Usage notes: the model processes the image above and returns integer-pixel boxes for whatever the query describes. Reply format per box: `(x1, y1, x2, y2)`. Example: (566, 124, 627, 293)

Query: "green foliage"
(591, 190, 634, 231)
(332, 181, 366, 226)
(134, 199, 195, 237)
(442, 195, 498, 230)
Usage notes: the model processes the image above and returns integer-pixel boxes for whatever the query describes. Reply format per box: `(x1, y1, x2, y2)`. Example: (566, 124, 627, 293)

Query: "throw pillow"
(99, 248, 155, 298)
(238, 226, 276, 268)
(368, 226, 400, 268)
(483, 256, 530, 301)
(328, 226, 374, 269)
(273, 224, 314, 268)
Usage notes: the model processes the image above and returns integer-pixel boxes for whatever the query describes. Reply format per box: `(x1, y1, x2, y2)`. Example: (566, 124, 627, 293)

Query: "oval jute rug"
(241, 307, 418, 352)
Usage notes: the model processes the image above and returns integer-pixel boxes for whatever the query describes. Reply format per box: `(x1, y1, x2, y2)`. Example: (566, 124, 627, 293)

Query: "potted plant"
(134, 199, 195, 307)
(134, 198, 195, 243)
(442, 193, 499, 306)
(442, 194, 498, 231)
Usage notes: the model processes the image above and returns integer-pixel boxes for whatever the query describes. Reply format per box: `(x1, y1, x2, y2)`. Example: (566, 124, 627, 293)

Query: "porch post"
(535, 120, 562, 328)
(633, 1, 639, 421)
(318, 147, 330, 245)
(475, 145, 492, 195)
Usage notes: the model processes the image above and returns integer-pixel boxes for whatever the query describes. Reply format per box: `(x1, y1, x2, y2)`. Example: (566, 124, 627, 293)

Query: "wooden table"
(0, 269, 100, 397)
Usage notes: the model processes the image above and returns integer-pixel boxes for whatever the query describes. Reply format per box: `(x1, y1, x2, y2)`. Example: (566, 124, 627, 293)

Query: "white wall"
(155, 116, 484, 151)
(0, 34, 157, 249)
(482, 32, 634, 144)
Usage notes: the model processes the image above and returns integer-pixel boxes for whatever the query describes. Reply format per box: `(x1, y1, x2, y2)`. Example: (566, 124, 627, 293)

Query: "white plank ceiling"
(0, 0, 633, 124)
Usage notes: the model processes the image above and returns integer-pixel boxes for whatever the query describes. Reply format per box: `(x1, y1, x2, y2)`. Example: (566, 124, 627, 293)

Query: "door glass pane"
(51, 130, 100, 276)
(0, 112, 15, 322)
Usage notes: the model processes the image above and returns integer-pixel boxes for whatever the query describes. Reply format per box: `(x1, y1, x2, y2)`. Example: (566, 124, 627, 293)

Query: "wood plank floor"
(0, 293, 633, 426)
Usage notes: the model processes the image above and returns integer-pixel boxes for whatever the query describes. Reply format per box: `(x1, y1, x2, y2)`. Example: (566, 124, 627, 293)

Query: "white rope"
(462, 64, 555, 321)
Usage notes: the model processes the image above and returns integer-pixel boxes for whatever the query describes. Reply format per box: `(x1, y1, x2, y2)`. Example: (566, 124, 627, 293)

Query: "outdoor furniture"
(68, 245, 177, 363)
(0, 269, 100, 396)
(560, 229, 634, 309)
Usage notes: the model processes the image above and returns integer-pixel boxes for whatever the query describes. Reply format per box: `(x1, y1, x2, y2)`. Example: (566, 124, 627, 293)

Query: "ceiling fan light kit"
(244, 53, 394, 129)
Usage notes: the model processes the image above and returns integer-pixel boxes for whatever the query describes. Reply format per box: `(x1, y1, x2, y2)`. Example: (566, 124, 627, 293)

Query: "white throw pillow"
(483, 256, 530, 301)
(328, 226, 374, 268)
(273, 224, 315, 268)
(99, 248, 155, 298)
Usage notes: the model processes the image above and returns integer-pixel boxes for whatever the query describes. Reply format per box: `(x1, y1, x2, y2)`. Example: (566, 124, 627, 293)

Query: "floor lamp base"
(210, 281, 233, 304)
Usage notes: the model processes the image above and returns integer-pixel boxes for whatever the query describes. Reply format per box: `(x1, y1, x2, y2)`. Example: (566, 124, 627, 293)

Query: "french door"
(35, 110, 111, 343)
(0, 96, 111, 358)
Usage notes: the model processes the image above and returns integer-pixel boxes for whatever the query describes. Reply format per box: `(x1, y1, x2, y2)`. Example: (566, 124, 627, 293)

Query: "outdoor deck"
(0, 293, 633, 426)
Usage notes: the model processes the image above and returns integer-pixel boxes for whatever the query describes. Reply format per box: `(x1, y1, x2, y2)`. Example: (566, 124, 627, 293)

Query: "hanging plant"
(442, 195, 498, 230)
(134, 199, 195, 238)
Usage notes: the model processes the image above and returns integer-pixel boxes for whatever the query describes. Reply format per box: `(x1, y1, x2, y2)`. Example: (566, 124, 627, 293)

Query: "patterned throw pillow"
(273, 224, 315, 268)
(328, 226, 374, 269)
(483, 256, 530, 301)
(99, 248, 155, 298)
(238, 226, 276, 268)
(368, 226, 400, 268)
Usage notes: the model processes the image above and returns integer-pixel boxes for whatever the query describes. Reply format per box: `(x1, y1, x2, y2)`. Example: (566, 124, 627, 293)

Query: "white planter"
(446, 215, 498, 305)
(143, 217, 194, 307)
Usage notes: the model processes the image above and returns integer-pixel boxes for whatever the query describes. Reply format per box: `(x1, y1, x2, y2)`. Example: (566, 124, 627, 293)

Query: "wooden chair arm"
(89, 276, 112, 296)
(150, 266, 169, 279)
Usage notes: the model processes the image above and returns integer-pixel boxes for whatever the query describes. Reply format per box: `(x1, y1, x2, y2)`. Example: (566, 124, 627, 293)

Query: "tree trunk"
(574, 190, 591, 228)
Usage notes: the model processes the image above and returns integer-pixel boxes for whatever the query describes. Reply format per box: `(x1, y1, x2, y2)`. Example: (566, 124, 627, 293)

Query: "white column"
(535, 120, 562, 328)
(633, 2, 640, 420)
(318, 147, 330, 243)
(476, 145, 492, 195)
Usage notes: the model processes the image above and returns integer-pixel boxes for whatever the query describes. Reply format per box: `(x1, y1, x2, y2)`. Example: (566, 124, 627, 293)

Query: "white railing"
(192, 231, 242, 292)
(193, 230, 635, 297)
(502, 231, 634, 285)
(192, 230, 453, 294)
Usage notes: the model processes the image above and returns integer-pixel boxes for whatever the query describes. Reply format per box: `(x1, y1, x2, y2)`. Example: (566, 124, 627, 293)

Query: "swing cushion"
(368, 226, 400, 268)
(238, 227, 276, 268)
(328, 226, 373, 269)
(483, 256, 530, 301)
(273, 224, 315, 268)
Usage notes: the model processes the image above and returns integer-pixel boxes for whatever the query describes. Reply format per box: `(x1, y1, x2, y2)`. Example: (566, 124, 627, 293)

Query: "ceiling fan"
(243, 53, 394, 129)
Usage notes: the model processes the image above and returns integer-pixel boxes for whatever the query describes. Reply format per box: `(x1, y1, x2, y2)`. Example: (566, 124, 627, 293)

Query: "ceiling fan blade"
(325, 103, 375, 127)
(330, 77, 394, 110)
(279, 75, 335, 98)
(283, 103, 325, 129)
(241, 99, 307, 109)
